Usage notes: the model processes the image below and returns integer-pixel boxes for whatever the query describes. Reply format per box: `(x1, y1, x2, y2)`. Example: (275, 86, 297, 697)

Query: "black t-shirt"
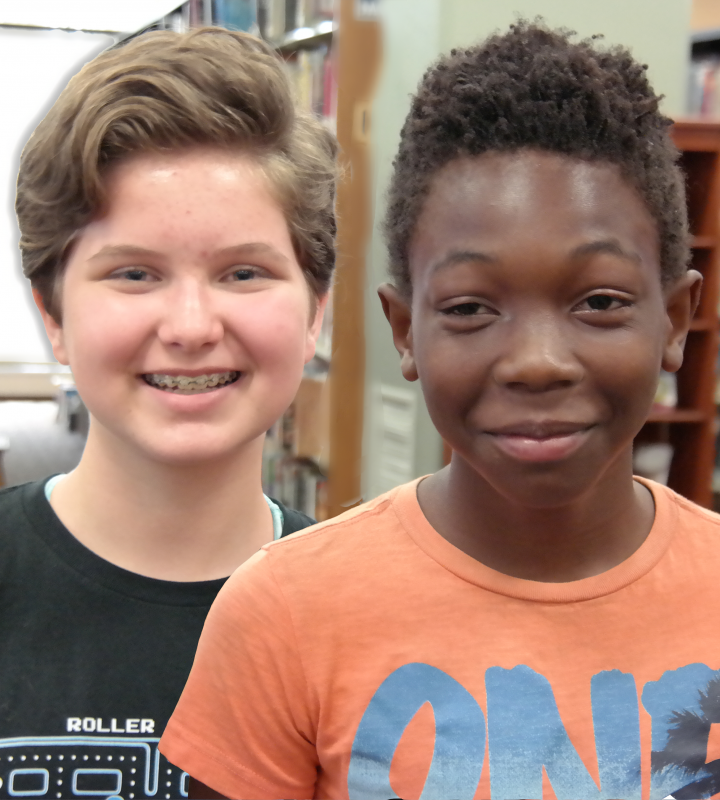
(0, 479, 313, 800)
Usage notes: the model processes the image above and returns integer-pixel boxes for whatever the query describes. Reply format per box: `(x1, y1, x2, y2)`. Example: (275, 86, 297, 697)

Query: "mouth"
(486, 421, 594, 438)
(485, 421, 595, 463)
(141, 371, 241, 395)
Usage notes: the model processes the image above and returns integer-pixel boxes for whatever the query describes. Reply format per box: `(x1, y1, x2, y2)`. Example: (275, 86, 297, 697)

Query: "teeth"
(143, 371, 240, 394)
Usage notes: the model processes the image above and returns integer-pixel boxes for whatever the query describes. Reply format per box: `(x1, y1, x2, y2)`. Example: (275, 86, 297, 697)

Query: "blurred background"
(0, 0, 717, 518)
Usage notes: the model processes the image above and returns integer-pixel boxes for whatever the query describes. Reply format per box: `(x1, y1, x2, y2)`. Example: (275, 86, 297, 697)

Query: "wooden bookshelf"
(635, 121, 720, 507)
(256, 0, 379, 519)
(324, 0, 380, 517)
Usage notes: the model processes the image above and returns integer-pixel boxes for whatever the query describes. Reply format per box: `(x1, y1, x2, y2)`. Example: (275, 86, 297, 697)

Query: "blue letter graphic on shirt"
(347, 662, 485, 800)
(591, 670, 642, 799)
(486, 665, 601, 800)
(642, 663, 720, 799)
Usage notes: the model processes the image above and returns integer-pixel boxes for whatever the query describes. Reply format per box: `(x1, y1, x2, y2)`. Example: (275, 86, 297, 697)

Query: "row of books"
(156, 1, 338, 125)
(284, 45, 337, 122)
(262, 376, 330, 517)
(155, 0, 333, 38)
(688, 58, 720, 118)
(150, 1, 254, 34)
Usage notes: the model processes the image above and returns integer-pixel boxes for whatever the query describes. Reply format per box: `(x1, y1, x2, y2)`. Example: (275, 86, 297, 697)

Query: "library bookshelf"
(259, 0, 379, 520)
(636, 120, 720, 508)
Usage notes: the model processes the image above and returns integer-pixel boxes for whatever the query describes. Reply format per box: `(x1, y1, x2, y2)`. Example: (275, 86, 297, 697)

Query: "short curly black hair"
(384, 20, 689, 294)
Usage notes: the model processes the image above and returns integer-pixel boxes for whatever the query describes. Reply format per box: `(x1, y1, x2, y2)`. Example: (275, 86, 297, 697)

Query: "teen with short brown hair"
(0, 26, 336, 797)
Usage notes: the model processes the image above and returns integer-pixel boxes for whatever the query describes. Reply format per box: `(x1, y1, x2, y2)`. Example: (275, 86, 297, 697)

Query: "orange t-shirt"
(160, 478, 720, 800)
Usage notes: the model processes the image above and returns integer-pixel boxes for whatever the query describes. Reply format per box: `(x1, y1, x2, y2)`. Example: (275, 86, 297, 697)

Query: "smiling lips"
(142, 371, 241, 394)
(485, 422, 594, 463)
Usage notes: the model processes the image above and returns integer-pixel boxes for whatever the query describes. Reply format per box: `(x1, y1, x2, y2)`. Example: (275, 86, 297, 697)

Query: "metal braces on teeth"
(144, 371, 240, 391)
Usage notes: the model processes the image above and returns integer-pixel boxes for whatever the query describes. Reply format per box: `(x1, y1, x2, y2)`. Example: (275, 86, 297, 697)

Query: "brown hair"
(16, 27, 338, 320)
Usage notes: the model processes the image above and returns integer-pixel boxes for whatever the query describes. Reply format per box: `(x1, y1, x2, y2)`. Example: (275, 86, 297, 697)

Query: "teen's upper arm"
(159, 549, 318, 799)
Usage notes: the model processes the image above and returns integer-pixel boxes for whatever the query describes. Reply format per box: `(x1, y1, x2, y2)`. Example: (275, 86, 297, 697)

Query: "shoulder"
(647, 479, 720, 533)
(221, 483, 414, 598)
(266, 483, 408, 554)
(0, 479, 46, 526)
(0, 480, 52, 581)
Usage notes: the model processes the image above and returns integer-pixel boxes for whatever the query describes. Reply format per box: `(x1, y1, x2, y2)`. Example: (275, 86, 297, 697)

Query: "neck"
(418, 453, 655, 582)
(49, 421, 273, 581)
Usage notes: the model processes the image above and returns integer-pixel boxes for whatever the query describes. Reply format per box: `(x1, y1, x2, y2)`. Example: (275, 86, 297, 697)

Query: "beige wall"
(362, 0, 692, 496)
(691, 0, 720, 32)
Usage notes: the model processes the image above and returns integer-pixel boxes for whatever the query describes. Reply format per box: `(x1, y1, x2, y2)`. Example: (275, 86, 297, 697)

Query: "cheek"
(414, 325, 487, 397)
(413, 334, 481, 437)
(62, 295, 153, 376)
(229, 290, 310, 370)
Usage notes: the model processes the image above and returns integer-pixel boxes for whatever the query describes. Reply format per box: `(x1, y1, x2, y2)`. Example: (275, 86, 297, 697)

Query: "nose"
(492, 313, 583, 392)
(157, 279, 224, 351)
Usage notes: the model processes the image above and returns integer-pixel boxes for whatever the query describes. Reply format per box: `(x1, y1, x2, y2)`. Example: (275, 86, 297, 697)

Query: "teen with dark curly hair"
(162, 22, 715, 800)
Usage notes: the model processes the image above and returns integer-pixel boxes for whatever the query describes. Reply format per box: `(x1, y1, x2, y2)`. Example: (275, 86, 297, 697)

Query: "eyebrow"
(88, 242, 290, 263)
(214, 242, 291, 264)
(88, 244, 160, 262)
(429, 250, 497, 274)
(429, 239, 641, 275)
(570, 239, 641, 264)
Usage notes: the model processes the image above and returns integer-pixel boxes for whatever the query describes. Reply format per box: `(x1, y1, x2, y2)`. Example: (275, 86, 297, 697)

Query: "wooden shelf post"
(637, 121, 720, 507)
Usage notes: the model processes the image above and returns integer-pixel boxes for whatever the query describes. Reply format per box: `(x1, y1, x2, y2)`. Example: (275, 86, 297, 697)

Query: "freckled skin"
(380, 150, 701, 581)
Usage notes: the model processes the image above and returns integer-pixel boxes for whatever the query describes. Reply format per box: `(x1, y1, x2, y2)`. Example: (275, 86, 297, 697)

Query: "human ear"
(377, 283, 418, 382)
(304, 291, 330, 363)
(661, 269, 703, 373)
(32, 288, 69, 365)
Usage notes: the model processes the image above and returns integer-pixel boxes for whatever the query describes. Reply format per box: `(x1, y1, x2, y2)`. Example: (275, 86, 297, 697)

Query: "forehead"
(409, 150, 660, 286)
(74, 147, 294, 256)
(104, 148, 275, 210)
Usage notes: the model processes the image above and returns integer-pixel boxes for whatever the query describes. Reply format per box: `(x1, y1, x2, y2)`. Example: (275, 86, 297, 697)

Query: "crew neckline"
(44, 473, 285, 541)
(22, 479, 228, 606)
(391, 476, 678, 603)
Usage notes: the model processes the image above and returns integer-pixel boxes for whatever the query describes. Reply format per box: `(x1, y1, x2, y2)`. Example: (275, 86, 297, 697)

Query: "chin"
(485, 464, 607, 510)
(136, 429, 261, 468)
(497, 481, 591, 510)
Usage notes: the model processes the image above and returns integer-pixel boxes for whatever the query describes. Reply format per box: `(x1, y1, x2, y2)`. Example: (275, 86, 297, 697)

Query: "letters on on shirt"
(348, 662, 720, 800)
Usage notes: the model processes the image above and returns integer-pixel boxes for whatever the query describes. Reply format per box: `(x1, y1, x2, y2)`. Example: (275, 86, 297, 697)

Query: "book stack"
(284, 45, 336, 121)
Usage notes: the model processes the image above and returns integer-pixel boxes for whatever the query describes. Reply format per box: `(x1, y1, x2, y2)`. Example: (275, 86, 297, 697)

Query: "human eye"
(575, 293, 631, 313)
(438, 298, 500, 332)
(110, 267, 156, 283)
(226, 266, 260, 282)
(441, 300, 498, 318)
(445, 302, 483, 316)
